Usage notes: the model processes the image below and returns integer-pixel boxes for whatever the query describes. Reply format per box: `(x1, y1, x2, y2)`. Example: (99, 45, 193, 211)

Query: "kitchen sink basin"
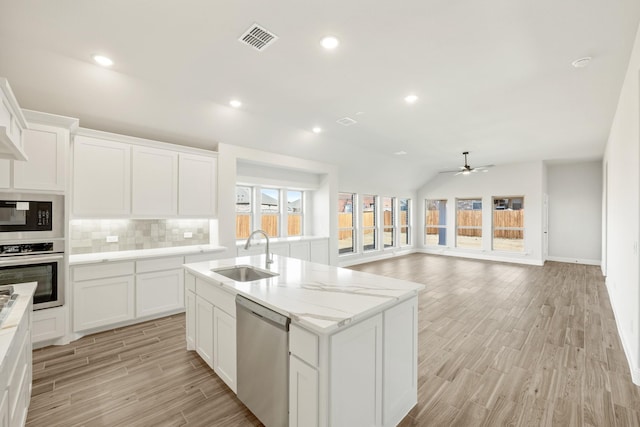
(212, 265, 279, 282)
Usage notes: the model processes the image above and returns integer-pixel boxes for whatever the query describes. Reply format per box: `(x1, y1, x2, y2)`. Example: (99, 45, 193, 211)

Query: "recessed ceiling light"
(92, 54, 113, 67)
(320, 36, 340, 50)
(571, 57, 592, 68)
(355, 111, 365, 116)
(229, 99, 242, 108)
(404, 94, 418, 104)
(312, 127, 322, 134)
(394, 150, 407, 155)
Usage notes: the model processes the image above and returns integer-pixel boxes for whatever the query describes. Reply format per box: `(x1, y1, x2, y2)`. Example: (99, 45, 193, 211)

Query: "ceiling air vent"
(239, 23, 278, 51)
(336, 117, 357, 126)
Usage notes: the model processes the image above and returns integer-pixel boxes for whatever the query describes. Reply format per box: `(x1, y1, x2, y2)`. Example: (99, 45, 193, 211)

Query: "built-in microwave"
(0, 193, 64, 241)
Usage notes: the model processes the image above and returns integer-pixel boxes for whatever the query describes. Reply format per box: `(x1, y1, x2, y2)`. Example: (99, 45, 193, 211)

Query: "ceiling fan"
(440, 151, 494, 175)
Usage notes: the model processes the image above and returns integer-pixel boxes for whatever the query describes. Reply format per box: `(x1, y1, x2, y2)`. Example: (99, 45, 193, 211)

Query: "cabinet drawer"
(290, 324, 319, 367)
(185, 252, 222, 264)
(196, 278, 235, 317)
(137, 256, 184, 274)
(73, 261, 134, 281)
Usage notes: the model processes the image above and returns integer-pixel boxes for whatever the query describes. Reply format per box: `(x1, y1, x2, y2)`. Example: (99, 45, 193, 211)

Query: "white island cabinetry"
(184, 255, 423, 427)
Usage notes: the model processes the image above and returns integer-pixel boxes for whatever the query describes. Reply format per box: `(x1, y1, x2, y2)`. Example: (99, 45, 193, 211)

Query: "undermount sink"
(212, 265, 279, 282)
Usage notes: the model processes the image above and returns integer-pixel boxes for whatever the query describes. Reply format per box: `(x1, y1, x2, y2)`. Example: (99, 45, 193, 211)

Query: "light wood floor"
(27, 254, 640, 426)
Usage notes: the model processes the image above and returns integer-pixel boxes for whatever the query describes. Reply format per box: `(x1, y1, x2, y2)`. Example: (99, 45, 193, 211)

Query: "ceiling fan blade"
(438, 169, 462, 174)
(474, 164, 495, 170)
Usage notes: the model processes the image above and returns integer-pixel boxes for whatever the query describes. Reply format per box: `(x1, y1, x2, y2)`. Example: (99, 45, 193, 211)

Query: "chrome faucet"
(244, 230, 273, 269)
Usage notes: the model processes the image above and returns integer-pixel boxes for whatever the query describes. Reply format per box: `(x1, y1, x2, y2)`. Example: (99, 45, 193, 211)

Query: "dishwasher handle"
(236, 294, 290, 331)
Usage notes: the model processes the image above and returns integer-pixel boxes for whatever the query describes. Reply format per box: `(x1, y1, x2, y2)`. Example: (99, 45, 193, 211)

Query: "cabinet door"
(383, 297, 418, 426)
(213, 307, 237, 393)
(310, 239, 329, 265)
(32, 306, 66, 344)
(73, 275, 135, 331)
(289, 355, 319, 427)
(330, 314, 383, 427)
(14, 124, 66, 191)
(289, 242, 310, 261)
(186, 290, 196, 350)
(178, 153, 217, 217)
(0, 159, 9, 188)
(195, 295, 214, 368)
(73, 135, 131, 217)
(132, 146, 178, 217)
(136, 268, 184, 318)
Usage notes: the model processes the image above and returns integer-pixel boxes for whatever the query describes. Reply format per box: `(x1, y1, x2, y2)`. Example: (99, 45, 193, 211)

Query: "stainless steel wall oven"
(0, 241, 65, 310)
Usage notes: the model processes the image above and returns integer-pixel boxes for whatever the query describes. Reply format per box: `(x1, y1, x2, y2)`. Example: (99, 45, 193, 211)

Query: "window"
(338, 193, 355, 254)
(362, 195, 377, 251)
(456, 198, 482, 249)
(236, 185, 306, 240)
(260, 188, 280, 237)
(426, 199, 447, 246)
(493, 197, 524, 252)
(235, 186, 252, 239)
(399, 198, 411, 246)
(287, 190, 303, 236)
(383, 197, 395, 248)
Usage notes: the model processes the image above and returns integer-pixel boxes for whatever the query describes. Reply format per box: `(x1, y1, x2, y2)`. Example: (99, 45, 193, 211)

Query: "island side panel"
(383, 296, 418, 426)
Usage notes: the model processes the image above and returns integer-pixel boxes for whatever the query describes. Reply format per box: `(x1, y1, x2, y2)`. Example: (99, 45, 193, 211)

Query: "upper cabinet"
(73, 135, 131, 217)
(0, 109, 77, 192)
(0, 78, 28, 161)
(72, 129, 217, 219)
(179, 153, 217, 217)
(132, 146, 178, 217)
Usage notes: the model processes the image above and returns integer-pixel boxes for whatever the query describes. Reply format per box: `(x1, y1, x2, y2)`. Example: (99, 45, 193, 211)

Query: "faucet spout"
(244, 230, 273, 269)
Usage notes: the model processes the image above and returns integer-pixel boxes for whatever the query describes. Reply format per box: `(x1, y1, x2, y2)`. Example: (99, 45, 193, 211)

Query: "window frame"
(455, 198, 483, 249)
(235, 185, 253, 240)
(382, 196, 396, 248)
(492, 196, 525, 252)
(425, 199, 447, 246)
(338, 192, 357, 255)
(286, 190, 304, 237)
(362, 194, 378, 252)
(399, 198, 411, 247)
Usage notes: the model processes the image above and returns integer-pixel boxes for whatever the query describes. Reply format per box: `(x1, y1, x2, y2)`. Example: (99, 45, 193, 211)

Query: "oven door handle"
(0, 254, 64, 267)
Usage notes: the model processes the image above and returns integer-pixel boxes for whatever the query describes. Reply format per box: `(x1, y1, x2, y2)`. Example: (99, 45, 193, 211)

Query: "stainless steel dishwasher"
(236, 295, 290, 427)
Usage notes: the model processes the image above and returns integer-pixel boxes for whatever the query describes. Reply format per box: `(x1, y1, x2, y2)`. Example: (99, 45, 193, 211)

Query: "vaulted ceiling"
(1, 1, 639, 190)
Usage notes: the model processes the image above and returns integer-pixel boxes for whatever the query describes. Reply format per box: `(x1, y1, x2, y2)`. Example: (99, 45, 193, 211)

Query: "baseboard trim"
(605, 278, 640, 385)
(545, 256, 601, 266)
(338, 248, 415, 267)
(417, 248, 544, 266)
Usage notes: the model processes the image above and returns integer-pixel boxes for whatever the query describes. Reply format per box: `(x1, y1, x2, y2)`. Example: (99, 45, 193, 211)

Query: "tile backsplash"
(70, 219, 210, 254)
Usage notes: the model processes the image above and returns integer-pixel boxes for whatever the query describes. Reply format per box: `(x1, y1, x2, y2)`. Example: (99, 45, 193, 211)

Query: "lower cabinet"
(187, 273, 238, 392)
(195, 295, 214, 367)
(136, 269, 184, 317)
(289, 356, 319, 427)
(73, 275, 135, 331)
(237, 238, 330, 264)
(213, 307, 237, 393)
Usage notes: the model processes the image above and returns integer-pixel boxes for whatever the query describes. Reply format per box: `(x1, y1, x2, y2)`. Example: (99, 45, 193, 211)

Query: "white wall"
(603, 23, 640, 384)
(417, 161, 544, 265)
(217, 143, 339, 265)
(546, 161, 602, 265)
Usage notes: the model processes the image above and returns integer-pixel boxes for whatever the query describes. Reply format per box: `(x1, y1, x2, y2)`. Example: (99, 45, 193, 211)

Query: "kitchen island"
(183, 255, 424, 427)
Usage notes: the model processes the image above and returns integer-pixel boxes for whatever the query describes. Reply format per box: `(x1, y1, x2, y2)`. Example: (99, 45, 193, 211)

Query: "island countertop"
(183, 255, 425, 334)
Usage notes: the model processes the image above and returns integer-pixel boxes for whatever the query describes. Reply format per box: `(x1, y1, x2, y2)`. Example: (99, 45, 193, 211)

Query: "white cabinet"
(289, 356, 319, 427)
(136, 269, 184, 318)
(186, 289, 196, 350)
(13, 123, 67, 191)
(187, 272, 237, 392)
(179, 153, 217, 217)
(0, 160, 9, 188)
(74, 275, 135, 331)
(132, 146, 178, 217)
(195, 295, 214, 367)
(213, 306, 237, 393)
(0, 78, 27, 161)
(310, 239, 329, 264)
(32, 306, 66, 344)
(73, 135, 131, 217)
(290, 242, 310, 261)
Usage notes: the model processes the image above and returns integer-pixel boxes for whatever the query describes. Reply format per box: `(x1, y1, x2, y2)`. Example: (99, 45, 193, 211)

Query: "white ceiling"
(1, 1, 639, 190)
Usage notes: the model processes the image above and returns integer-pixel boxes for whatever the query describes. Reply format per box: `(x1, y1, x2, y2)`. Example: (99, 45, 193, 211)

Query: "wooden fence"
(236, 215, 301, 238)
(426, 210, 524, 238)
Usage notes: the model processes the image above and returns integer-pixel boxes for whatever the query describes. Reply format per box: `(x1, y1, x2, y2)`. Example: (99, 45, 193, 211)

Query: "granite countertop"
(0, 282, 37, 369)
(184, 255, 425, 334)
(69, 244, 227, 265)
